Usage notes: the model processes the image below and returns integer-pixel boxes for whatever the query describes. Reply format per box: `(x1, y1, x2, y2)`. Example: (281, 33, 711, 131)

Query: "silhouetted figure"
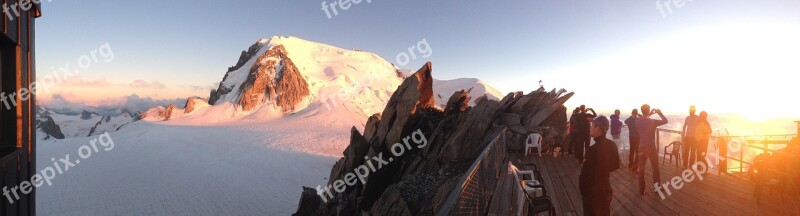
(567, 108, 580, 155)
(695, 111, 712, 169)
(575, 105, 597, 163)
(682, 105, 700, 168)
(580, 116, 621, 216)
(636, 104, 668, 195)
(610, 110, 623, 140)
(624, 109, 640, 173)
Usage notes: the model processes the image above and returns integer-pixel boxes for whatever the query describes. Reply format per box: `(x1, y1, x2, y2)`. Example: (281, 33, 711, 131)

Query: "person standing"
(580, 116, 621, 216)
(681, 106, 701, 168)
(624, 109, 640, 173)
(696, 111, 712, 169)
(575, 105, 597, 163)
(567, 108, 580, 155)
(636, 104, 668, 195)
(610, 110, 623, 140)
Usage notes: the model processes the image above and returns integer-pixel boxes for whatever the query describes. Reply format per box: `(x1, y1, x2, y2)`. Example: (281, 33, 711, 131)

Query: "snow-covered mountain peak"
(203, 36, 405, 123)
(433, 78, 503, 106)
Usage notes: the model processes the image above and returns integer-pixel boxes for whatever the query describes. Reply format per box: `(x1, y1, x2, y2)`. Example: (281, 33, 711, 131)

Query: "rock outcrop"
(81, 110, 95, 120)
(141, 104, 178, 121)
(161, 104, 177, 120)
(210, 41, 310, 113)
(184, 97, 209, 114)
(87, 112, 139, 137)
(237, 45, 309, 112)
(36, 116, 66, 140)
(293, 62, 572, 215)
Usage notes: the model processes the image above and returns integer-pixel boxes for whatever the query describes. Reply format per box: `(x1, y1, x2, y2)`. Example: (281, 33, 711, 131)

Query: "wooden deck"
(487, 151, 800, 216)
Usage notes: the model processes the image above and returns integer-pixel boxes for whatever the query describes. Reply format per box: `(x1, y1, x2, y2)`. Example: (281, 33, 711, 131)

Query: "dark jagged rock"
(229, 42, 263, 73)
(292, 62, 572, 215)
(439, 98, 501, 162)
(327, 127, 370, 187)
(293, 187, 323, 216)
(210, 42, 265, 105)
(374, 62, 435, 152)
(369, 184, 412, 215)
(444, 90, 469, 114)
(81, 110, 94, 120)
(36, 116, 65, 140)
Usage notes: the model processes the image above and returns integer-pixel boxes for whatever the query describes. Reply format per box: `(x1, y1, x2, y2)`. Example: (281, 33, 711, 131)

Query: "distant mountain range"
(36, 108, 139, 140)
(36, 36, 503, 140)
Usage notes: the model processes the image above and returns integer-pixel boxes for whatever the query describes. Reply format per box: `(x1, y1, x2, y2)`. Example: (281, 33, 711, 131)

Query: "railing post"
(740, 142, 744, 175)
(656, 129, 661, 154)
(720, 136, 728, 175)
(796, 121, 800, 136)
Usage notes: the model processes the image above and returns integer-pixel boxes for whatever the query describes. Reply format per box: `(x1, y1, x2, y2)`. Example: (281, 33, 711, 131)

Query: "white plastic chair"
(525, 133, 543, 157)
(510, 163, 544, 216)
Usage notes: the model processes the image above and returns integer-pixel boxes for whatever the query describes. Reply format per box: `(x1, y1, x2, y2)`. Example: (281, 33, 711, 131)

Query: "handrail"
(622, 124, 796, 177)
(437, 127, 508, 216)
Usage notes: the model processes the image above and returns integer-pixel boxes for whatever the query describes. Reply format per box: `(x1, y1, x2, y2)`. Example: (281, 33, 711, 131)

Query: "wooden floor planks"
(486, 150, 799, 216)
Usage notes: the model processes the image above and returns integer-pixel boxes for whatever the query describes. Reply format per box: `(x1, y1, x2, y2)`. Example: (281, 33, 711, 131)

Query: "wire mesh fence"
(438, 129, 508, 216)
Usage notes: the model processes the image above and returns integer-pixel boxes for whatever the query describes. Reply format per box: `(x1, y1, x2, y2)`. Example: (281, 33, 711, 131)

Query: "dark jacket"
(610, 115, 623, 136)
(575, 110, 597, 135)
(697, 119, 712, 139)
(624, 116, 639, 139)
(580, 136, 621, 195)
(636, 113, 669, 151)
(570, 113, 578, 133)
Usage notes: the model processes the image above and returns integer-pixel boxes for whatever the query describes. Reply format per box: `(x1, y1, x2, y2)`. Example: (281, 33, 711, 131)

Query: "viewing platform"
(497, 151, 800, 215)
(440, 126, 800, 215)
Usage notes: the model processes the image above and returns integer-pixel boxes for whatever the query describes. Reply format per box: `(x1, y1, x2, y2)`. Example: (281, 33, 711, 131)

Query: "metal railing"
(618, 125, 795, 178)
(438, 128, 509, 216)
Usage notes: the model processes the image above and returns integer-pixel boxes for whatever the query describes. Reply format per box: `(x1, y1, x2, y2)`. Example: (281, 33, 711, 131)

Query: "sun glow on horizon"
(544, 19, 800, 123)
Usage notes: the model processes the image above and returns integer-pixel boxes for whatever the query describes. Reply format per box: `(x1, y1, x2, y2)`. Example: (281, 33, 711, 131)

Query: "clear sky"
(36, 0, 800, 122)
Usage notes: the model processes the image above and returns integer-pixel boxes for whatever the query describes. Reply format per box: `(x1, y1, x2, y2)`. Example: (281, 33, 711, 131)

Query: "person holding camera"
(574, 105, 597, 163)
(636, 104, 668, 196)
